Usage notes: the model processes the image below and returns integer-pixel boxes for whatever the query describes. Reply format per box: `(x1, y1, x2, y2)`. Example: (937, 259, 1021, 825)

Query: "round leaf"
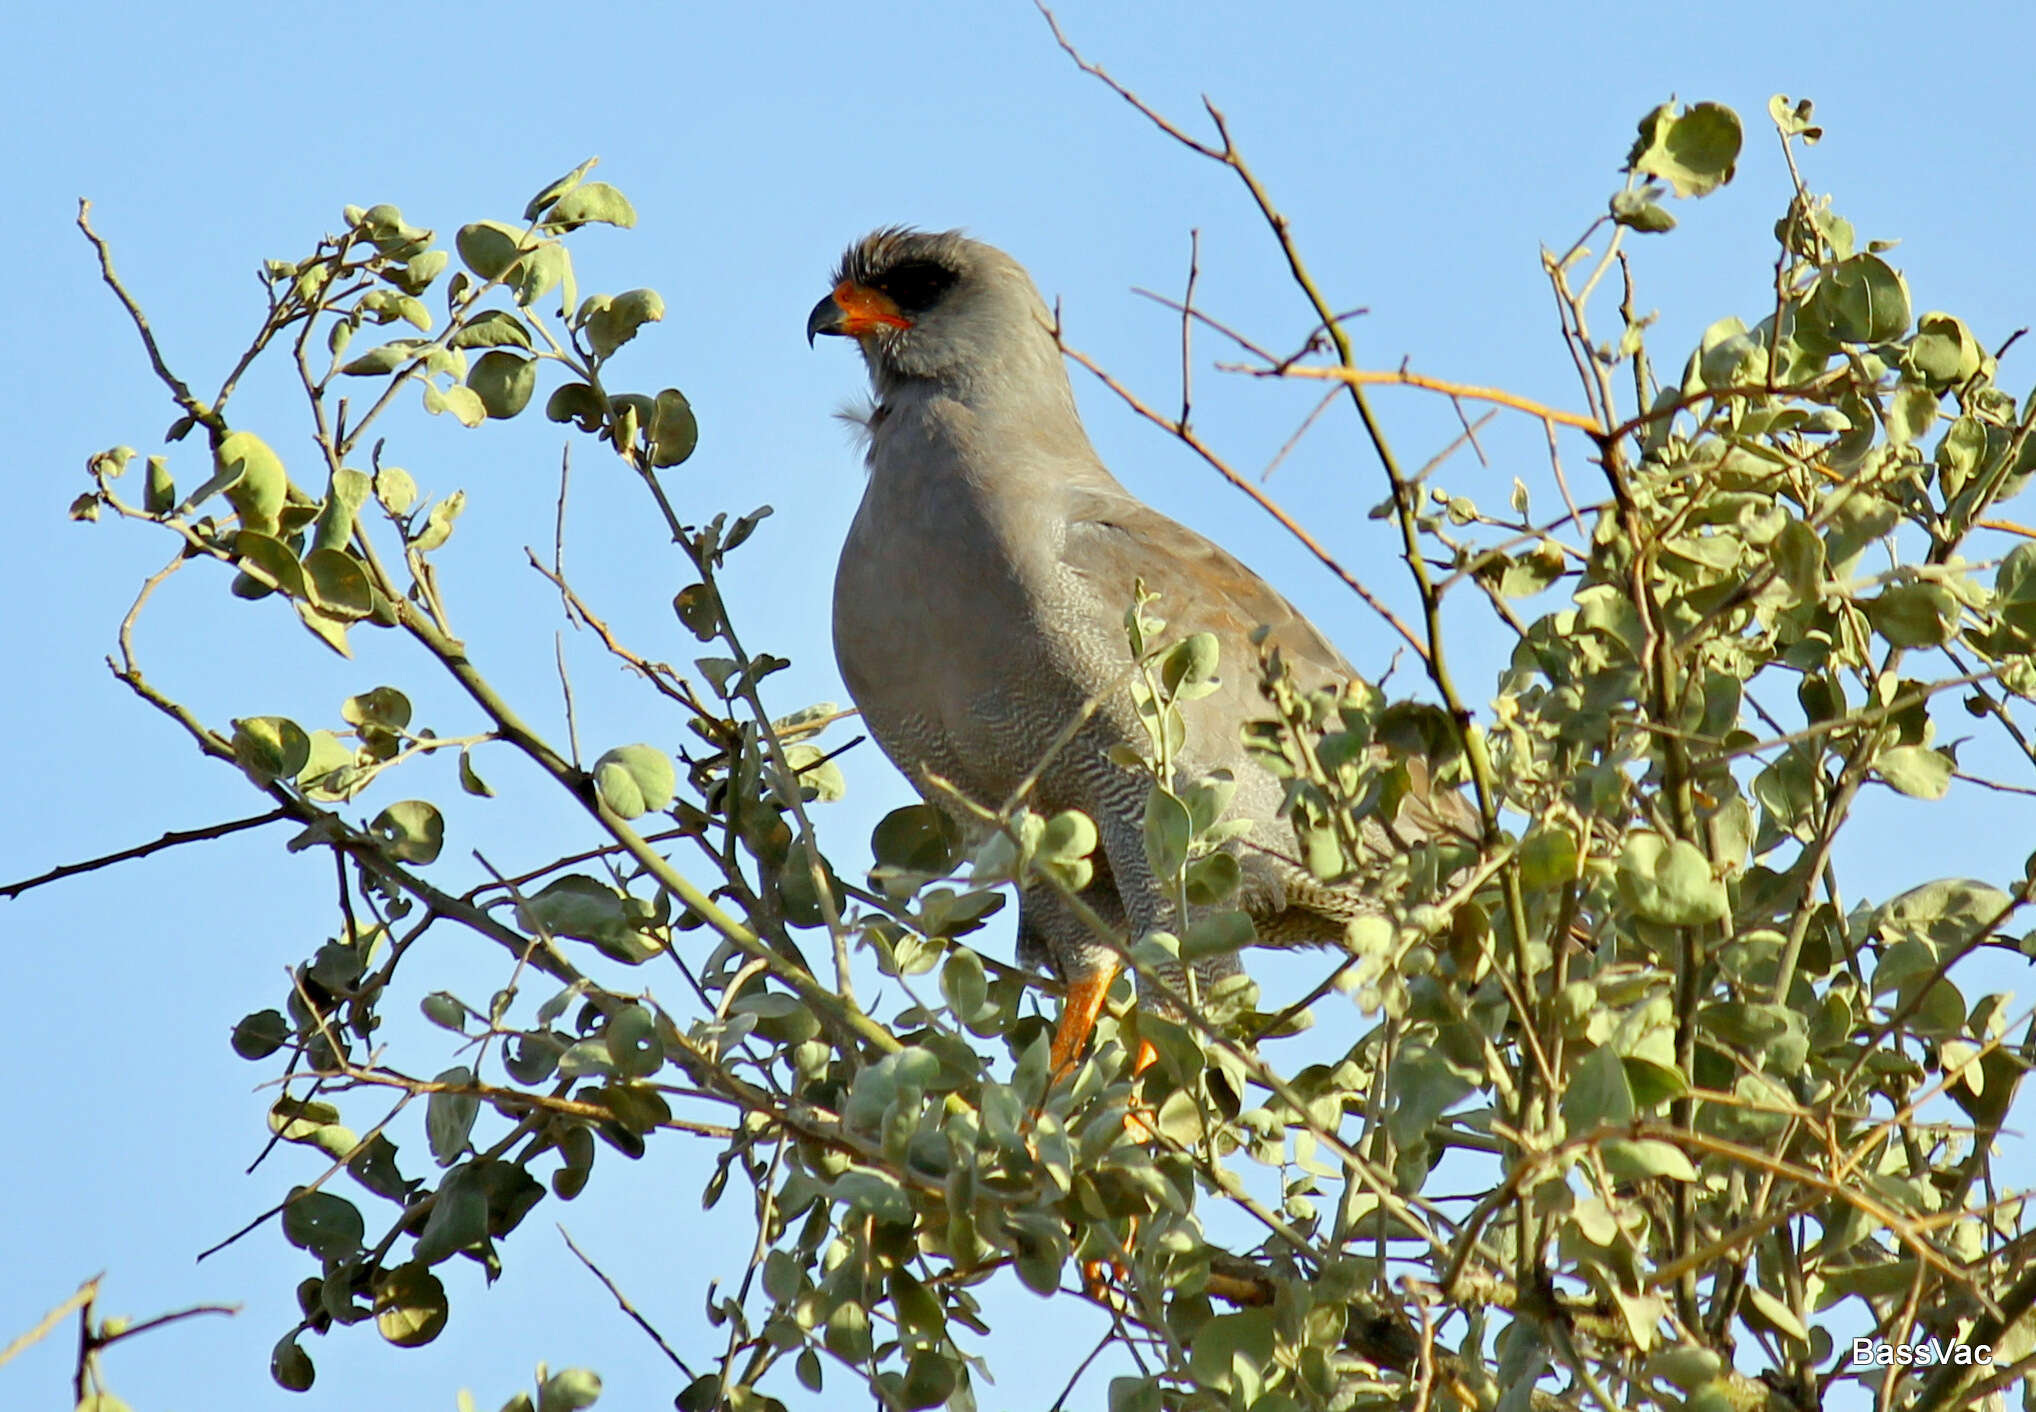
(373, 1262, 449, 1348)
(270, 1334, 315, 1392)
(604, 1005, 665, 1078)
(1874, 745, 1953, 799)
(1616, 833, 1727, 926)
(369, 800, 444, 864)
(538, 1368, 605, 1412)
(281, 1189, 365, 1258)
(231, 1009, 290, 1060)
(468, 351, 536, 419)
(1626, 101, 1742, 198)
(593, 744, 676, 818)
(455, 221, 525, 281)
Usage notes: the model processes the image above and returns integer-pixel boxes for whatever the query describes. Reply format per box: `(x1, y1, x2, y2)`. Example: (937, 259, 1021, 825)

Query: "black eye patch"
(872, 259, 959, 316)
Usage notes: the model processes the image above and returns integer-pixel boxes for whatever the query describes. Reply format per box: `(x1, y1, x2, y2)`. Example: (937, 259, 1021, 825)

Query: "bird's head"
(807, 228, 1060, 394)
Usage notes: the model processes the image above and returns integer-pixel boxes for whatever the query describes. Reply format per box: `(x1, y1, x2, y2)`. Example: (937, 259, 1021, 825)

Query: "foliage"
(46, 76, 2036, 1412)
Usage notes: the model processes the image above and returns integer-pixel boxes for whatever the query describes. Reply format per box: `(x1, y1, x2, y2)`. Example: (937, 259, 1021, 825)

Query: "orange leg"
(1055, 967, 1162, 1299)
(1050, 960, 1121, 1076)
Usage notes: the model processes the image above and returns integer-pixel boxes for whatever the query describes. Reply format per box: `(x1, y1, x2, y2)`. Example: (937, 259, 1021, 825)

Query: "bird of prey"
(808, 228, 1471, 1073)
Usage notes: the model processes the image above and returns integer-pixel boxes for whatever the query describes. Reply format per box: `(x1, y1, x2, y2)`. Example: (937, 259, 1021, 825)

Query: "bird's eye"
(874, 260, 958, 316)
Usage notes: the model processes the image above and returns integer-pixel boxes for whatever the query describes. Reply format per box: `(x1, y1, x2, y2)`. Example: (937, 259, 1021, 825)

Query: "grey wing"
(1059, 485, 1482, 943)
(1059, 487, 1352, 697)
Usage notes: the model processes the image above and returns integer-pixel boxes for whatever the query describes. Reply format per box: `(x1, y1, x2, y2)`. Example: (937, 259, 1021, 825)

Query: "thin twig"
(1243, 362, 1601, 433)
(0, 1278, 99, 1369)
(1059, 339, 1429, 664)
(559, 1225, 698, 1380)
(2, 809, 292, 900)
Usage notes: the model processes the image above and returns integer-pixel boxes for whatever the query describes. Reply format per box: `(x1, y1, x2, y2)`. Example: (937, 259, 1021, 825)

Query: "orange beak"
(807, 280, 911, 345)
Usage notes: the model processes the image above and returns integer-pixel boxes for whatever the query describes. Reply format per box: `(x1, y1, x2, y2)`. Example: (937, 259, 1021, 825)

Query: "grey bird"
(808, 228, 1472, 1073)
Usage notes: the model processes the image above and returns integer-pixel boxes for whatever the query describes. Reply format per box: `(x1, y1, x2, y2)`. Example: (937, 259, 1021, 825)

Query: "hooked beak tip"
(806, 292, 847, 348)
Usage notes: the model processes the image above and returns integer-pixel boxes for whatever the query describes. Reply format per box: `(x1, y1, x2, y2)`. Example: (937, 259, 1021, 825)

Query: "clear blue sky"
(7, 2, 2035, 1408)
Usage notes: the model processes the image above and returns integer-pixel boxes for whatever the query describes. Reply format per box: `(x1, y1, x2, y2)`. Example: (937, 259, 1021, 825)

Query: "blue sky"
(7, 1, 2036, 1408)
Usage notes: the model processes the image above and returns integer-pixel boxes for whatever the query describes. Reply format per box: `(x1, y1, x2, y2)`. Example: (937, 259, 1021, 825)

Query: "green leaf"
(939, 949, 989, 1022)
(231, 530, 307, 600)
(426, 1068, 479, 1166)
(232, 1008, 290, 1060)
(1644, 1345, 1725, 1394)
(370, 800, 444, 864)
(309, 466, 370, 555)
(525, 158, 600, 220)
(1386, 1040, 1475, 1148)
(604, 1005, 665, 1078)
(339, 339, 428, 377)
(1906, 311, 1984, 389)
(1626, 101, 1742, 198)
(645, 388, 698, 467)
(455, 221, 525, 281)
(1518, 824, 1579, 890)
(412, 489, 466, 552)
(1866, 581, 1959, 648)
(1480, 543, 1567, 598)
(1037, 809, 1097, 891)
(1601, 1137, 1696, 1181)
(1741, 1282, 1808, 1345)
(392, 249, 448, 295)
(829, 1168, 913, 1224)
(468, 351, 536, 419)
(270, 1334, 315, 1392)
(423, 381, 487, 427)
(1186, 1309, 1275, 1397)
(1874, 745, 1953, 799)
(233, 716, 311, 782)
(1182, 908, 1255, 959)
(1801, 254, 1911, 346)
(303, 548, 373, 617)
(580, 289, 665, 359)
(1886, 381, 1937, 447)
(546, 382, 606, 431)
(1143, 788, 1192, 879)
(545, 182, 637, 231)
(459, 749, 495, 797)
(143, 455, 174, 513)
(270, 1095, 350, 1153)
(1616, 833, 1727, 925)
(295, 602, 353, 657)
(509, 242, 568, 309)
(343, 685, 411, 731)
(1184, 849, 1242, 907)
(1158, 631, 1221, 700)
(1996, 543, 2036, 635)
(897, 1350, 954, 1411)
(207, 430, 288, 535)
(593, 744, 676, 818)
(872, 803, 963, 874)
(1771, 518, 1825, 604)
(420, 992, 466, 1032)
(537, 1368, 604, 1412)
(1609, 189, 1675, 234)
(521, 875, 662, 964)
(671, 582, 717, 639)
(374, 466, 418, 515)
(281, 1189, 365, 1258)
(450, 308, 535, 350)
(373, 1263, 448, 1348)
(1562, 1045, 1636, 1129)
